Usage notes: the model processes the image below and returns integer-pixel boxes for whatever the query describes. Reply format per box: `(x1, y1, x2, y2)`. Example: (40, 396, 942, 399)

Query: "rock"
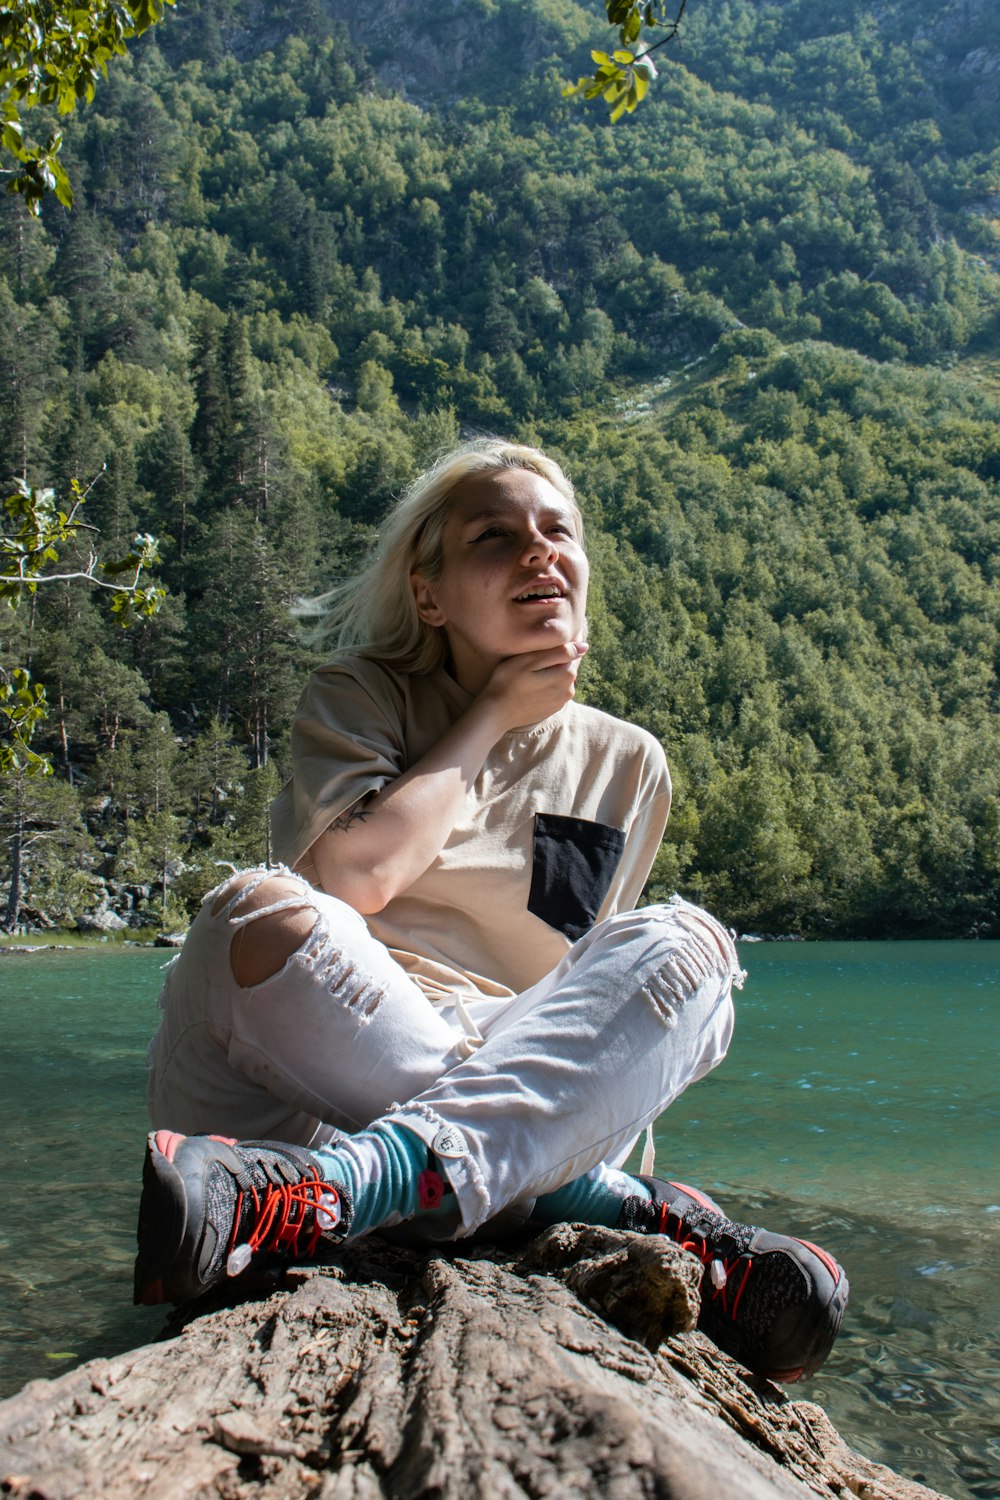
(0, 1227, 943, 1500)
(737, 932, 804, 943)
(154, 930, 188, 948)
(16, 906, 56, 930)
(76, 909, 128, 934)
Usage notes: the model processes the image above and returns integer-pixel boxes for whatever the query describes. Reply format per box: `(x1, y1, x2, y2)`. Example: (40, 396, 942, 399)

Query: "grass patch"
(0, 925, 179, 950)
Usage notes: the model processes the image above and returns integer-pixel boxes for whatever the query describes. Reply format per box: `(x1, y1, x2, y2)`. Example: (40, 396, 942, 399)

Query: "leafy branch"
(564, 1, 687, 122)
(0, 667, 49, 775)
(0, 0, 175, 214)
(1, 475, 164, 773)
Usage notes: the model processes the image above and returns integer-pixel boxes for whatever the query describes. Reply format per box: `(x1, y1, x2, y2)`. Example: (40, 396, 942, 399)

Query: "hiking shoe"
(134, 1129, 352, 1306)
(617, 1178, 849, 1382)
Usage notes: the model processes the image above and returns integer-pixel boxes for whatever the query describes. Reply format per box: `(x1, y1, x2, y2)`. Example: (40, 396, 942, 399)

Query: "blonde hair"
(300, 439, 581, 674)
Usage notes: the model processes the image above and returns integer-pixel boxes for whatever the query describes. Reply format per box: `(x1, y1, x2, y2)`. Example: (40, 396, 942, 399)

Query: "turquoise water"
(0, 942, 997, 1499)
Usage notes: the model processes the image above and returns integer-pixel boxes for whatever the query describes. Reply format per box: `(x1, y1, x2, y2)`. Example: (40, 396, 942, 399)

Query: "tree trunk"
(2, 804, 24, 933)
(0, 1225, 942, 1500)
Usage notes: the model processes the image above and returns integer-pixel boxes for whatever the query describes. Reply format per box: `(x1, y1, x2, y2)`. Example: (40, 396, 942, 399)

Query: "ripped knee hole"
(222, 876, 318, 988)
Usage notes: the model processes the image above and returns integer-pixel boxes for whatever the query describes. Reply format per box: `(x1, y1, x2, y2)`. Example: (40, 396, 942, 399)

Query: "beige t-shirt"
(271, 656, 671, 1006)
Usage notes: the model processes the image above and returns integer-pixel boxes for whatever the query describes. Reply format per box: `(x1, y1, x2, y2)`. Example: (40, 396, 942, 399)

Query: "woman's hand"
(308, 641, 587, 914)
(478, 640, 589, 733)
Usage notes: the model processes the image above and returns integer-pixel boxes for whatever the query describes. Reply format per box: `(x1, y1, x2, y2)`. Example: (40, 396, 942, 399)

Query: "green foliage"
(0, 0, 175, 213)
(564, 2, 684, 121)
(0, 667, 48, 774)
(1, 476, 164, 769)
(564, 46, 657, 122)
(1, 0, 999, 938)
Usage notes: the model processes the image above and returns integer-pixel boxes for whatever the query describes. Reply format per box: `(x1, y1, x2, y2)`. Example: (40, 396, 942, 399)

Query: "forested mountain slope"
(1, 0, 998, 937)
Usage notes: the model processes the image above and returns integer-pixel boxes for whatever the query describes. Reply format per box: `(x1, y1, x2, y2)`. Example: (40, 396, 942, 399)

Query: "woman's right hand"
(478, 640, 589, 733)
(311, 640, 588, 912)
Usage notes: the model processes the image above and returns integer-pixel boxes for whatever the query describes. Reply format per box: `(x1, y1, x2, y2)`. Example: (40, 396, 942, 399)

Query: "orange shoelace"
(657, 1202, 752, 1319)
(225, 1171, 342, 1278)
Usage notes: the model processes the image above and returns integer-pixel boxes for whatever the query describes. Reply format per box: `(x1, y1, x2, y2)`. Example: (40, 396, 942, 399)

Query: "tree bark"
(2, 803, 24, 933)
(0, 1225, 942, 1500)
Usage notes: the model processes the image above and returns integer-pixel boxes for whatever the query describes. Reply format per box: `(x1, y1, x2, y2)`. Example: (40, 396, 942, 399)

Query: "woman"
(136, 440, 848, 1382)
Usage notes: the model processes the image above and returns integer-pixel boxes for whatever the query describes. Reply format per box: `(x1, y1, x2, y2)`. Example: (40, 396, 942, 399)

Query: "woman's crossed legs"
(137, 869, 848, 1382)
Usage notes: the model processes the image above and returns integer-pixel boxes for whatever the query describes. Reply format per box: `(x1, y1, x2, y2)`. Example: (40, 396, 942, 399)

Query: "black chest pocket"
(527, 813, 626, 941)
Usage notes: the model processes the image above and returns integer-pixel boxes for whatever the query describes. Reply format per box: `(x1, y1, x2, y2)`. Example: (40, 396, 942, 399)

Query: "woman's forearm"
(309, 641, 586, 913)
(308, 695, 510, 913)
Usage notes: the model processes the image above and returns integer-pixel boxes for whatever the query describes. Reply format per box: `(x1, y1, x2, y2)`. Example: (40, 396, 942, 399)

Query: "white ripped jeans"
(147, 868, 743, 1237)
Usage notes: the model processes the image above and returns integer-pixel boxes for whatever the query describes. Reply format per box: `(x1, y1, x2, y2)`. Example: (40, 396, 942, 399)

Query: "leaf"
(54, 177, 77, 224)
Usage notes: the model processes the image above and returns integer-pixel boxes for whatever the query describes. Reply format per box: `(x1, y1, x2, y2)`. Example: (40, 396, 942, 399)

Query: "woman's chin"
(516, 614, 579, 646)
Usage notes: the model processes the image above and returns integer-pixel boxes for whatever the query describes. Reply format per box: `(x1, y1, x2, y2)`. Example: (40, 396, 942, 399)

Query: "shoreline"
(0, 932, 188, 953)
(6, 926, 1000, 953)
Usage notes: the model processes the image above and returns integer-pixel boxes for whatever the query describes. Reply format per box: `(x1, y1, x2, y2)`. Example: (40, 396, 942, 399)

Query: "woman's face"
(411, 467, 589, 694)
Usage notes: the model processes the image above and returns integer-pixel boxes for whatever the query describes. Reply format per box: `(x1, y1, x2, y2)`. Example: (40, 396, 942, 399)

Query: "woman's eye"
(472, 527, 504, 542)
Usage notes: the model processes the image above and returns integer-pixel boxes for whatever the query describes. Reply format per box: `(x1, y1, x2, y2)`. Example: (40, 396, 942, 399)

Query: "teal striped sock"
(532, 1165, 652, 1229)
(310, 1122, 449, 1240)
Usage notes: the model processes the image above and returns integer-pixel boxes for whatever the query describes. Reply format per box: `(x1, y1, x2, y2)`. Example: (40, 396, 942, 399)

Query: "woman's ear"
(411, 572, 446, 627)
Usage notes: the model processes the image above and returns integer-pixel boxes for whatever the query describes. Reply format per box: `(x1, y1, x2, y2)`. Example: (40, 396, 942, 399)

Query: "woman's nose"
(521, 529, 558, 565)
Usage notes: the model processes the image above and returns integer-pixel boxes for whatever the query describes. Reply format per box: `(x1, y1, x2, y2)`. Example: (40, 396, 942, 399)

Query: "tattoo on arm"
(328, 797, 373, 835)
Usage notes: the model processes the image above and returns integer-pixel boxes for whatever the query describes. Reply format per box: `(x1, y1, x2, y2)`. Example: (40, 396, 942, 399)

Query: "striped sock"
(532, 1164, 653, 1229)
(310, 1122, 449, 1240)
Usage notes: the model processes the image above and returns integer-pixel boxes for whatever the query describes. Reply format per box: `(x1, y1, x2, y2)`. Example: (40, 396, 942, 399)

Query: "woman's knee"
(585, 900, 742, 1037)
(632, 899, 743, 983)
(215, 872, 318, 989)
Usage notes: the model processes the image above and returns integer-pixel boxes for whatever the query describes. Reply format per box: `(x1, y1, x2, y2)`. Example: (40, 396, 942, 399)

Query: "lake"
(0, 941, 997, 1499)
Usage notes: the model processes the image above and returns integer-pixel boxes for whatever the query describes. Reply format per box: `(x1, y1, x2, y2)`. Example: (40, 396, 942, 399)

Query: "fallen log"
(0, 1224, 941, 1500)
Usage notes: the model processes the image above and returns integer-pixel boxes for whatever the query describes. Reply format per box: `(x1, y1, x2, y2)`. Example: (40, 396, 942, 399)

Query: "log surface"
(0, 1225, 942, 1500)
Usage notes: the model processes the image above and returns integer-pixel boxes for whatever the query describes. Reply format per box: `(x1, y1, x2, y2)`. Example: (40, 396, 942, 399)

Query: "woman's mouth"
(513, 585, 565, 604)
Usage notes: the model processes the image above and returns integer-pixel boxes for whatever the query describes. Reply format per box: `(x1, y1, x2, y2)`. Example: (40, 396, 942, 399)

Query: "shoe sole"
(133, 1130, 237, 1306)
(783, 1252, 850, 1382)
(699, 1231, 850, 1383)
